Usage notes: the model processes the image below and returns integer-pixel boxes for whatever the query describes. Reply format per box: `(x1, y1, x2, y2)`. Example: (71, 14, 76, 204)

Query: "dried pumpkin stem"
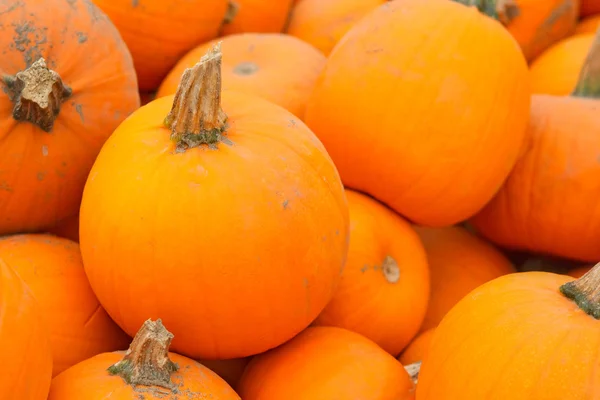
(107, 319, 179, 392)
(572, 30, 600, 98)
(382, 256, 400, 284)
(2, 58, 72, 132)
(164, 42, 228, 152)
(560, 262, 600, 319)
(404, 361, 421, 385)
(454, 0, 520, 25)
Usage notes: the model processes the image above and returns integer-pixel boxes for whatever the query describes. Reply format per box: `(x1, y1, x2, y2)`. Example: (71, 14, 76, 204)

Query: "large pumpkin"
(48, 319, 240, 399)
(157, 33, 326, 120)
(238, 326, 415, 399)
(221, 0, 294, 35)
(417, 262, 600, 399)
(471, 31, 600, 262)
(79, 45, 349, 360)
(0, 0, 139, 236)
(0, 259, 52, 399)
(0, 234, 130, 376)
(414, 225, 515, 331)
(314, 189, 429, 356)
(93, 0, 228, 90)
(305, 0, 530, 227)
(581, 0, 600, 17)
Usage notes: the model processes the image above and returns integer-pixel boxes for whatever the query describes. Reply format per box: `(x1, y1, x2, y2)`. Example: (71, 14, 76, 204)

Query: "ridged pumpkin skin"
(0, 259, 52, 399)
(0, 0, 139, 236)
(80, 89, 349, 358)
(581, 0, 600, 16)
(414, 226, 515, 331)
(0, 234, 130, 376)
(93, 0, 228, 90)
(575, 15, 600, 35)
(238, 326, 415, 400)
(305, 0, 530, 227)
(314, 189, 429, 356)
(157, 33, 326, 119)
(221, 0, 294, 35)
(398, 328, 435, 366)
(286, 0, 387, 56)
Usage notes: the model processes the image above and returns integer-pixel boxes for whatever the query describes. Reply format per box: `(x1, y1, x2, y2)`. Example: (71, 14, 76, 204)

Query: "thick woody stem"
(454, 0, 520, 25)
(560, 262, 600, 319)
(572, 30, 600, 98)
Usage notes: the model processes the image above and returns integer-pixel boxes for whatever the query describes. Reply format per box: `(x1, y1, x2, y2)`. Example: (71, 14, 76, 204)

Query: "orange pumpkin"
(417, 262, 600, 399)
(398, 328, 436, 366)
(0, 234, 130, 376)
(455, 0, 579, 61)
(79, 45, 349, 360)
(238, 326, 415, 400)
(0, 259, 52, 399)
(157, 33, 326, 120)
(48, 319, 240, 399)
(0, 0, 139, 236)
(314, 189, 429, 356)
(575, 15, 600, 34)
(581, 0, 600, 17)
(286, 0, 387, 56)
(221, 0, 294, 35)
(93, 0, 228, 90)
(199, 357, 252, 390)
(568, 266, 593, 278)
(530, 33, 595, 95)
(305, 0, 530, 227)
(414, 226, 515, 331)
(471, 32, 600, 262)
(47, 214, 79, 243)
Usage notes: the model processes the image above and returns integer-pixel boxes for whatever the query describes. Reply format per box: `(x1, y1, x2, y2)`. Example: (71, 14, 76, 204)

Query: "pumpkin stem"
(2, 58, 72, 132)
(560, 262, 600, 319)
(107, 319, 179, 392)
(382, 256, 400, 284)
(572, 30, 600, 98)
(454, 0, 520, 25)
(404, 361, 421, 385)
(164, 42, 228, 152)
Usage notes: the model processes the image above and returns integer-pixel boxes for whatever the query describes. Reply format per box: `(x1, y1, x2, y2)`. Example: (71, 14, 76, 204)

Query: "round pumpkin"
(286, 0, 386, 56)
(416, 263, 600, 399)
(414, 225, 515, 331)
(314, 189, 429, 356)
(47, 214, 79, 242)
(93, 0, 228, 90)
(48, 319, 240, 399)
(305, 0, 530, 227)
(398, 328, 436, 366)
(0, 0, 139, 236)
(0, 258, 52, 399)
(199, 357, 252, 390)
(471, 32, 600, 262)
(80, 45, 349, 360)
(581, 0, 600, 17)
(0, 234, 130, 376)
(238, 326, 415, 400)
(530, 33, 595, 95)
(575, 15, 600, 35)
(221, 0, 294, 35)
(157, 33, 326, 120)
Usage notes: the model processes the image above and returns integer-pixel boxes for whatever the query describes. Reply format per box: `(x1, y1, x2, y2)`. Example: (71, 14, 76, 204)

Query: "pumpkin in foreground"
(48, 319, 240, 399)
(305, 0, 530, 227)
(80, 44, 349, 360)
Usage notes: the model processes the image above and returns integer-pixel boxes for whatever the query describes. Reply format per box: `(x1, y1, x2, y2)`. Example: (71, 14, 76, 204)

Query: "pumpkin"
(581, 0, 600, 17)
(575, 15, 600, 35)
(530, 33, 595, 95)
(79, 44, 349, 360)
(93, 0, 228, 90)
(157, 33, 326, 120)
(471, 31, 600, 262)
(0, 234, 130, 376)
(416, 262, 600, 399)
(48, 319, 240, 399)
(199, 357, 252, 390)
(454, 0, 579, 61)
(237, 326, 415, 400)
(0, 258, 52, 399)
(313, 189, 429, 356)
(286, 0, 387, 56)
(568, 266, 593, 278)
(414, 225, 515, 331)
(398, 328, 435, 366)
(305, 0, 530, 227)
(221, 0, 294, 35)
(47, 214, 79, 242)
(0, 0, 139, 236)
(139, 91, 156, 106)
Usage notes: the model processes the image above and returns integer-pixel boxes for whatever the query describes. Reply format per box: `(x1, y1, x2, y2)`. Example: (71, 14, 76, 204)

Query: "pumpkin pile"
(3, 0, 600, 398)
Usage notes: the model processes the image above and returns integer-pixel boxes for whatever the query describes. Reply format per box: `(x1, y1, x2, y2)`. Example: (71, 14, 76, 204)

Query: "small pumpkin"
(80, 44, 349, 360)
(314, 189, 430, 356)
(575, 15, 600, 35)
(199, 357, 252, 390)
(414, 225, 515, 331)
(581, 0, 600, 17)
(286, 0, 387, 56)
(416, 262, 600, 399)
(0, 259, 52, 399)
(157, 33, 326, 120)
(471, 31, 600, 262)
(305, 0, 530, 227)
(0, 0, 139, 236)
(0, 234, 130, 376)
(47, 214, 79, 242)
(237, 326, 415, 400)
(93, 0, 228, 90)
(398, 328, 436, 366)
(221, 0, 294, 35)
(48, 319, 240, 399)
